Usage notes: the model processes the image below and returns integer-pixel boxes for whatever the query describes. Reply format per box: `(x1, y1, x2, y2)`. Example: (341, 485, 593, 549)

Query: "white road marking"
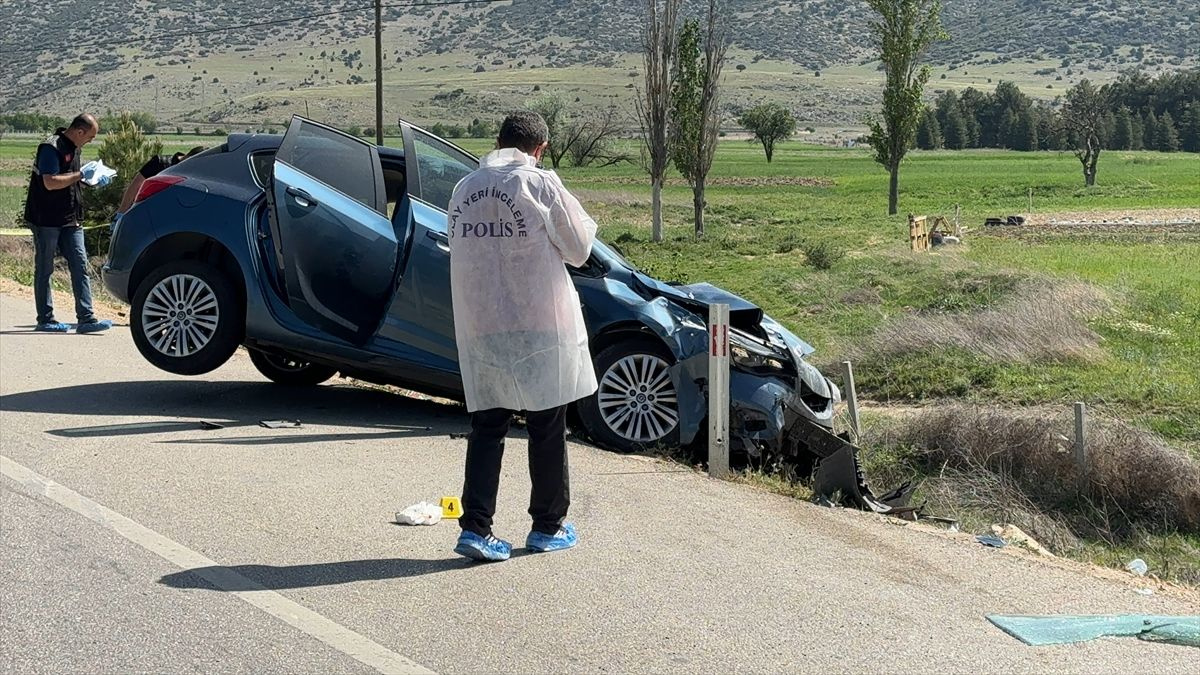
(1, 454, 435, 675)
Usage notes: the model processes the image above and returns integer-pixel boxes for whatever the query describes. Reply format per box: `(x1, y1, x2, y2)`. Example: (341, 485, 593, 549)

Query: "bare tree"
(1062, 79, 1107, 186)
(564, 107, 631, 167)
(636, 0, 683, 242)
(693, 0, 729, 238)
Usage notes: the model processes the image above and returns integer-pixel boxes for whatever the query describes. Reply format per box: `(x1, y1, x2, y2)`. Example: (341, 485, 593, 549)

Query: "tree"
(86, 113, 164, 227)
(101, 111, 156, 135)
(1181, 101, 1200, 153)
(958, 87, 987, 147)
(1111, 107, 1134, 150)
(1130, 114, 1145, 150)
(1013, 109, 1038, 151)
(636, 0, 683, 242)
(915, 107, 942, 149)
(864, 0, 948, 215)
(562, 107, 630, 167)
(670, 20, 702, 175)
(942, 106, 968, 149)
(528, 92, 571, 168)
(1142, 110, 1158, 151)
(668, 2, 729, 238)
(1062, 80, 1107, 186)
(1157, 111, 1180, 152)
(738, 103, 795, 162)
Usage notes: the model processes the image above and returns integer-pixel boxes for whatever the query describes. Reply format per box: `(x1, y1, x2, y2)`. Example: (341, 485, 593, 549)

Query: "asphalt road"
(1, 290, 1197, 674)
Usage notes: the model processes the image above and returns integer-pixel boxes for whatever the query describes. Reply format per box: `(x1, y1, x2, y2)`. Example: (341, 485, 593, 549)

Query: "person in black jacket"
(24, 113, 112, 333)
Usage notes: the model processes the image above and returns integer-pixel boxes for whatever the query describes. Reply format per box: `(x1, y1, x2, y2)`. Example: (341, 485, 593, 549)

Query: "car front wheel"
(131, 260, 243, 375)
(248, 348, 337, 386)
(578, 340, 680, 452)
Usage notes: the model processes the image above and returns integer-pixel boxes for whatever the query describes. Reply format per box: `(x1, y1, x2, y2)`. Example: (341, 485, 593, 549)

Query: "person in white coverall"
(448, 111, 598, 562)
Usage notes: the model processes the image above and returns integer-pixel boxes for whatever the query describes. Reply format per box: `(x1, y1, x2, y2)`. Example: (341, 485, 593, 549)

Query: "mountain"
(1, 0, 1195, 128)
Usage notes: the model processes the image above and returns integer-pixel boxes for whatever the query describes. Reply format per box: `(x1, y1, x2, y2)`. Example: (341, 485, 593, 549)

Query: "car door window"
(278, 121, 383, 213)
(411, 130, 475, 210)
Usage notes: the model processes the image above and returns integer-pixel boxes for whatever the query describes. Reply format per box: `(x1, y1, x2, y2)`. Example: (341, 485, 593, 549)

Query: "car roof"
(225, 133, 426, 166)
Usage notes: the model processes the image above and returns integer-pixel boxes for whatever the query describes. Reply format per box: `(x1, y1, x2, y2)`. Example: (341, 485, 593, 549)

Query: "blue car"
(103, 116, 841, 463)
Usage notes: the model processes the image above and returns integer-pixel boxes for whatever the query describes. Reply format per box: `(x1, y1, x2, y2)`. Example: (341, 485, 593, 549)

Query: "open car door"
(270, 116, 398, 344)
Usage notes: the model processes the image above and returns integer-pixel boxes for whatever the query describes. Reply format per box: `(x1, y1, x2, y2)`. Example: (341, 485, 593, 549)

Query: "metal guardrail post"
(708, 304, 730, 478)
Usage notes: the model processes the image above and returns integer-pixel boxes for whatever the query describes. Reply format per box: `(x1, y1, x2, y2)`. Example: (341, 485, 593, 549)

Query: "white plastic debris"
(1126, 558, 1149, 577)
(395, 502, 442, 526)
(1135, 588, 1155, 596)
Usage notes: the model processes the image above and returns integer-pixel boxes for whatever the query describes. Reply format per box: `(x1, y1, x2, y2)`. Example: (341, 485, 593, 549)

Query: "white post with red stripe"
(708, 303, 731, 478)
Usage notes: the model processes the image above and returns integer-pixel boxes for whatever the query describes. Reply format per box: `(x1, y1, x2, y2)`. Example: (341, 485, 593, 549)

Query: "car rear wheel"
(131, 260, 243, 376)
(578, 340, 680, 452)
(248, 348, 337, 386)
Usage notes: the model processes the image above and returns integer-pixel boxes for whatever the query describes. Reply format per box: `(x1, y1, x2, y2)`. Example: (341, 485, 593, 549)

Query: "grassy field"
(3, 134, 1197, 579)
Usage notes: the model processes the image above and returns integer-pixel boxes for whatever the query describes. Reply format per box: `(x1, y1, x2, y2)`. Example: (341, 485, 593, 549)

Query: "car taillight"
(134, 175, 186, 204)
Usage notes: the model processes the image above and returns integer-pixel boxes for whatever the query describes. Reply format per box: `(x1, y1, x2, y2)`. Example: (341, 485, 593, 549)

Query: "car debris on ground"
(976, 534, 1008, 548)
(259, 419, 302, 429)
(987, 615, 1200, 648)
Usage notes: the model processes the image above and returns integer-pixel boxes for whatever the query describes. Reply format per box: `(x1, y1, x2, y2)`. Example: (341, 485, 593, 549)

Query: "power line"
(0, 0, 508, 54)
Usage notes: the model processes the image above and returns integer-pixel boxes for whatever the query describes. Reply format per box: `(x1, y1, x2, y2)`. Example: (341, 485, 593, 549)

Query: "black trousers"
(460, 405, 569, 537)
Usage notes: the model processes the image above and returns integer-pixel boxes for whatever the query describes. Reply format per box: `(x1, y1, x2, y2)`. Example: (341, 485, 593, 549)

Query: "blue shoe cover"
(454, 531, 512, 562)
(35, 322, 70, 333)
(525, 523, 577, 553)
(77, 319, 113, 334)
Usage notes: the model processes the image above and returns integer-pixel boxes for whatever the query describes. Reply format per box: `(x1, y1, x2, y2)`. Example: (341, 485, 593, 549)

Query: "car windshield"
(592, 239, 639, 272)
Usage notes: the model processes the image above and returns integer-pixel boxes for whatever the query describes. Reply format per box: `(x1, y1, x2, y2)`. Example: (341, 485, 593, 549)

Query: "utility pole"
(375, 0, 384, 146)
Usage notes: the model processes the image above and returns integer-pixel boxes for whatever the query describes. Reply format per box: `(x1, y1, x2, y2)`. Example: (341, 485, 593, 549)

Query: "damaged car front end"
(574, 242, 842, 467)
(573, 242, 916, 515)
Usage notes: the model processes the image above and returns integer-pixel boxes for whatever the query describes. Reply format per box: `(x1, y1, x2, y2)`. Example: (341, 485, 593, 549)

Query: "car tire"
(577, 339, 681, 453)
(131, 260, 243, 376)
(248, 348, 337, 386)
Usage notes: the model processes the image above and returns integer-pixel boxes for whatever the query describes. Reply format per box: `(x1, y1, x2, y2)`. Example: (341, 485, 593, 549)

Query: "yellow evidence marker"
(439, 496, 463, 519)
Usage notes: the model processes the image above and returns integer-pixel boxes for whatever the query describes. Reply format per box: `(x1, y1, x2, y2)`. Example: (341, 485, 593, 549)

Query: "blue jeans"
(33, 225, 95, 325)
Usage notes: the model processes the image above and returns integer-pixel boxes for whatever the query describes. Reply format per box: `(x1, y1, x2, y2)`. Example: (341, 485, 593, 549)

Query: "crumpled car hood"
(631, 272, 763, 330)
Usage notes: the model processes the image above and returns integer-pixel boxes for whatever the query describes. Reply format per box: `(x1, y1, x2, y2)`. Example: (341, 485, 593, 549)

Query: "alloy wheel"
(598, 353, 679, 443)
(140, 274, 221, 357)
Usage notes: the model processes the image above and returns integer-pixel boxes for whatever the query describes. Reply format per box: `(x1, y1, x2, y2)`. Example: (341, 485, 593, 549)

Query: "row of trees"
(916, 75, 1200, 153)
(863, 2, 1198, 211)
(0, 111, 159, 134)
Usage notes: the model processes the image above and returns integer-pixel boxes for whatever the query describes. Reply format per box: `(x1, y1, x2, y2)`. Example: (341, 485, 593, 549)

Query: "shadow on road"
(0, 379, 469, 440)
(159, 557, 473, 590)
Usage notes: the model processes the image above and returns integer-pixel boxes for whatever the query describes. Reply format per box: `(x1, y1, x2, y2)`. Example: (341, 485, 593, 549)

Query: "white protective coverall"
(449, 148, 599, 413)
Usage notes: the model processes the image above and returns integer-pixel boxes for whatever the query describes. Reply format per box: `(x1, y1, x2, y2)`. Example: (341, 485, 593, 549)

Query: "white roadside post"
(708, 304, 731, 478)
(840, 361, 861, 442)
(1074, 401, 1088, 491)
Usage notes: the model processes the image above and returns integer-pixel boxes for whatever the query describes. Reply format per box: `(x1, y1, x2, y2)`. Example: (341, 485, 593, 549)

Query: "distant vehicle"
(103, 116, 841, 464)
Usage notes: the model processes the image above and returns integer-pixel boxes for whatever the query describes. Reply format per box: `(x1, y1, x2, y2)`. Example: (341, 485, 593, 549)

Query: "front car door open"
(269, 116, 399, 344)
